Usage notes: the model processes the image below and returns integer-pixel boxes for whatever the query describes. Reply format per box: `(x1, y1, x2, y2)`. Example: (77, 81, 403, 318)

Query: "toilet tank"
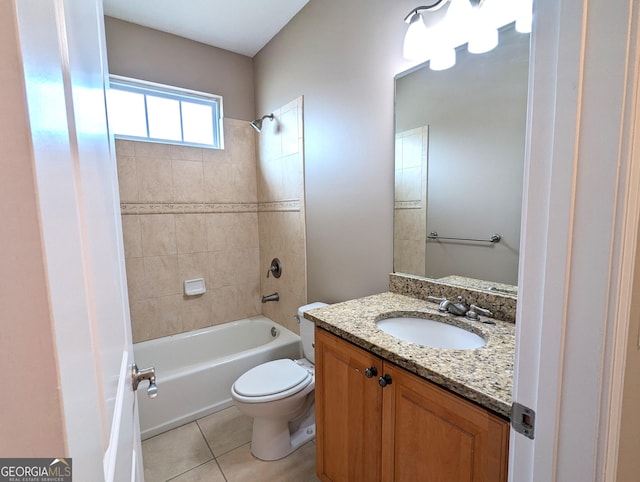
(298, 302, 328, 364)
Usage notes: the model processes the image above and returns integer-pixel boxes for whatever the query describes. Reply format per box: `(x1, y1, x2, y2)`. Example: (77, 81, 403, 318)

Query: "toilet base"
(250, 418, 315, 461)
(249, 397, 316, 461)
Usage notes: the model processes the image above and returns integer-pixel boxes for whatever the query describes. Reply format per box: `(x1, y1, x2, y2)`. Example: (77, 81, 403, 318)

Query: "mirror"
(394, 25, 529, 293)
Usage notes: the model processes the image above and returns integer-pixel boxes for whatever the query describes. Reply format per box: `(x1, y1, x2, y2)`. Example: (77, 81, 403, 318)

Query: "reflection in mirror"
(394, 25, 529, 291)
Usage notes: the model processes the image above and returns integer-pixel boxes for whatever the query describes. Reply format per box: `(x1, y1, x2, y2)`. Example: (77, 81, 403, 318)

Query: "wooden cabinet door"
(315, 328, 383, 482)
(381, 363, 509, 482)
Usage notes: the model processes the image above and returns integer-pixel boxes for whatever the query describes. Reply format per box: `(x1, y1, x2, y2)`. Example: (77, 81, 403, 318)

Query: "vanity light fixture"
(467, 3, 499, 54)
(429, 46, 456, 70)
(468, 29, 499, 53)
(403, 0, 532, 69)
(515, 0, 533, 33)
(468, 26, 499, 54)
(403, 0, 452, 62)
(403, 12, 430, 60)
(403, 0, 451, 22)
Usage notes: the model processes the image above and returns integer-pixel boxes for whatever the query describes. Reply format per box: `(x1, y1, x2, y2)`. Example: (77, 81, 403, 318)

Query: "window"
(107, 76, 223, 148)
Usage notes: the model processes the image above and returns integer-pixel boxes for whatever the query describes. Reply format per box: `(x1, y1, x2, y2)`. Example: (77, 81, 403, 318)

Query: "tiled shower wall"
(117, 102, 307, 342)
(257, 97, 308, 335)
(117, 118, 262, 342)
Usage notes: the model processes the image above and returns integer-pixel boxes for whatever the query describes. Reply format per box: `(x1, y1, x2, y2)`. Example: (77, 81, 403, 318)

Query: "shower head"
(249, 113, 274, 132)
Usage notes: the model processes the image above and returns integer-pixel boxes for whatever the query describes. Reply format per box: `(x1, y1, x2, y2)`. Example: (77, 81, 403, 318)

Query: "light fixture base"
(403, 0, 451, 23)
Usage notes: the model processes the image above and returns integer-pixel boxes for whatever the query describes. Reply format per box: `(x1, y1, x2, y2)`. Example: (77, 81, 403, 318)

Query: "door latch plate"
(511, 402, 535, 439)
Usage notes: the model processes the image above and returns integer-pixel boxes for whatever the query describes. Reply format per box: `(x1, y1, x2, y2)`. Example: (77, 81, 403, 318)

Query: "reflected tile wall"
(257, 97, 308, 334)
(117, 118, 262, 342)
(394, 126, 428, 277)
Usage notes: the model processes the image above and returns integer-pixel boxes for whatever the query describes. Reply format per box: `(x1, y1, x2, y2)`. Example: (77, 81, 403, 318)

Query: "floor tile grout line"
(195, 407, 254, 458)
(140, 419, 195, 443)
(195, 417, 229, 482)
(140, 421, 215, 482)
(143, 415, 319, 482)
(164, 457, 216, 482)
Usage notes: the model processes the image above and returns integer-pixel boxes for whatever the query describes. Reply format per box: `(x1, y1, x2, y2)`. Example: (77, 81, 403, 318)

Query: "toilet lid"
(233, 359, 310, 397)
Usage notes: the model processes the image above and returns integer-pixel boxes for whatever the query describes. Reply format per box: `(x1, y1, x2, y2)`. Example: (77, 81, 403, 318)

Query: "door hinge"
(511, 402, 535, 439)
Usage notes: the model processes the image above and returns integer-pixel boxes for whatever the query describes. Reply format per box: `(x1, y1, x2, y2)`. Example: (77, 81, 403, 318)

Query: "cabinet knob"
(378, 374, 393, 387)
(364, 366, 378, 378)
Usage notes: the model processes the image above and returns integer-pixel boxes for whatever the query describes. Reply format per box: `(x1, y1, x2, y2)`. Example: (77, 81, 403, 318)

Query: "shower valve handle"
(266, 258, 282, 278)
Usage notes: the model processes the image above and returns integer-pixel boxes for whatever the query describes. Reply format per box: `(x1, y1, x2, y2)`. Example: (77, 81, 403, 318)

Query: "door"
(511, 0, 640, 480)
(381, 364, 509, 482)
(14, 0, 142, 480)
(315, 328, 383, 482)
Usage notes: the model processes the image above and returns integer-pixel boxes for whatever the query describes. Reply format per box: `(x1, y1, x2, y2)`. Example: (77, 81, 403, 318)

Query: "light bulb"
(468, 26, 498, 54)
(466, 0, 499, 54)
(515, 0, 533, 33)
(515, 12, 532, 33)
(403, 13, 430, 61)
(430, 47, 456, 71)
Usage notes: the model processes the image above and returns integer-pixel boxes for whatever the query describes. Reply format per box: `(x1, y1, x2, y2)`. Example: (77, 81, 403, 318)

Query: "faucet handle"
(466, 304, 495, 324)
(266, 258, 282, 278)
(470, 304, 493, 317)
(427, 296, 446, 303)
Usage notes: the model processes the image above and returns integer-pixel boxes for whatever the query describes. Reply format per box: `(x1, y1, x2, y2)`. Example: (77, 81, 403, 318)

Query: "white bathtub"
(134, 316, 302, 439)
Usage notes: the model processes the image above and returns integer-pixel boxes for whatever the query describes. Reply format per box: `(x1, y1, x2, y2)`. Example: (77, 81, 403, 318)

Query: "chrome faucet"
(427, 296, 467, 315)
(427, 296, 495, 324)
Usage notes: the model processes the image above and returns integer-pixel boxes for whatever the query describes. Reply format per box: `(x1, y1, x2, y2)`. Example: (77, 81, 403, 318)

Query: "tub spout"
(261, 292, 279, 303)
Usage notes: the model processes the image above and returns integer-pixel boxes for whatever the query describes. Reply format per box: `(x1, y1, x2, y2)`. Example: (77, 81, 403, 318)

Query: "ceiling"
(102, 0, 310, 57)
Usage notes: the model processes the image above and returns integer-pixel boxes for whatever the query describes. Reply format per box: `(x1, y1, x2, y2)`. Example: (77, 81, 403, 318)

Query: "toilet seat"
(232, 359, 313, 403)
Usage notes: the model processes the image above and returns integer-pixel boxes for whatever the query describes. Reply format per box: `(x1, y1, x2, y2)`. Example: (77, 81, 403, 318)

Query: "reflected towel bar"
(428, 232, 502, 244)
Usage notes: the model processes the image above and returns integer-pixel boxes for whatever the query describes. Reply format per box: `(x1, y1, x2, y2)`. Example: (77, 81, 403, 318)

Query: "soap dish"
(184, 278, 206, 296)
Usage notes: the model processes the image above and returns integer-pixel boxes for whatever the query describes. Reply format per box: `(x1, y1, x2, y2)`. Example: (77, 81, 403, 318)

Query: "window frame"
(107, 75, 224, 149)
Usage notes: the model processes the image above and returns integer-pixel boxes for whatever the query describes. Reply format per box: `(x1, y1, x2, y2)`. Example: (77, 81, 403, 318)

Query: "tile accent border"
(121, 199, 301, 215)
(257, 200, 301, 212)
(394, 200, 422, 209)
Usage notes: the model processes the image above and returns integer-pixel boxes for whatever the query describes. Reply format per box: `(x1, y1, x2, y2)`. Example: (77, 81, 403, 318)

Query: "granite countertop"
(304, 292, 515, 418)
(437, 275, 519, 296)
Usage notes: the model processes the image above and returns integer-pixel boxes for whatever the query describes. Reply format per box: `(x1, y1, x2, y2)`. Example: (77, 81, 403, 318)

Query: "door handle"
(131, 364, 158, 399)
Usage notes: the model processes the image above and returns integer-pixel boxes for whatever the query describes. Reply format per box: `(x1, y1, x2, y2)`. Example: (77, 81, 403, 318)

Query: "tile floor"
(141, 406, 321, 481)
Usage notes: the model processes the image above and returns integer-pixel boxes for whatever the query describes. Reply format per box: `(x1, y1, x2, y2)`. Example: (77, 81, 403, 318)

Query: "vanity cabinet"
(314, 327, 509, 482)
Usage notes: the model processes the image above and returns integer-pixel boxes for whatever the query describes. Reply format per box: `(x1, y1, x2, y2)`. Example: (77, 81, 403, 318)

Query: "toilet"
(231, 302, 327, 461)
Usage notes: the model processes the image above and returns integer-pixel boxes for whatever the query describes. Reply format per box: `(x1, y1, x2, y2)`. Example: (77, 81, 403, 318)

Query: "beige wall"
(254, 0, 420, 303)
(117, 119, 262, 342)
(0, 0, 65, 455)
(257, 97, 308, 333)
(104, 17, 255, 121)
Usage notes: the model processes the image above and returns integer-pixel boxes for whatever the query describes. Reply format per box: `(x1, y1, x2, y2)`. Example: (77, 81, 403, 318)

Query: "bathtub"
(134, 315, 302, 439)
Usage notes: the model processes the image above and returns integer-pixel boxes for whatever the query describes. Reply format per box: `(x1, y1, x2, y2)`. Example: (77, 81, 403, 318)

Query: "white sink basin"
(376, 316, 486, 350)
